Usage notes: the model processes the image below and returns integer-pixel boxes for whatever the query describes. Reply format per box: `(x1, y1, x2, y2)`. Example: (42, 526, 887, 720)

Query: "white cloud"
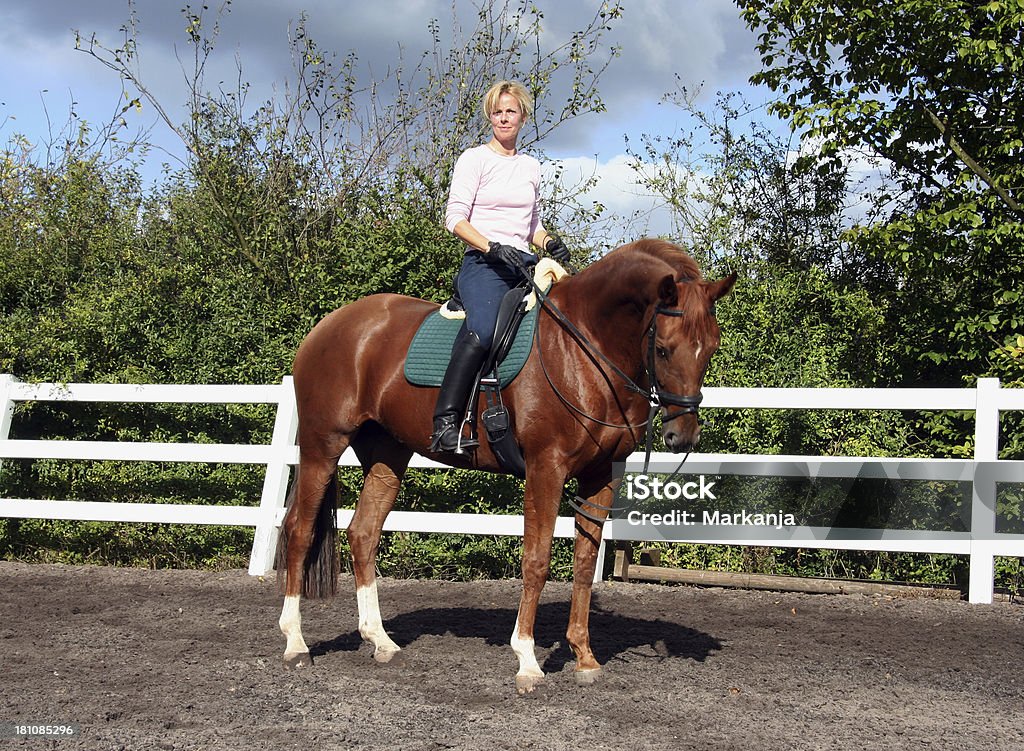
(544, 153, 689, 245)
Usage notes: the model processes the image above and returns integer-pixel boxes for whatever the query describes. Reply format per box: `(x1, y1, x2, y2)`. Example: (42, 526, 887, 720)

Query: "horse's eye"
(656, 346, 669, 360)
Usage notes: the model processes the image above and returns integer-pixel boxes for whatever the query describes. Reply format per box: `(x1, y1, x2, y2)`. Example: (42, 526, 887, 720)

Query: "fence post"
(593, 538, 606, 584)
(968, 377, 999, 603)
(0, 375, 16, 432)
(0, 375, 17, 475)
(248, 376, 299, 576)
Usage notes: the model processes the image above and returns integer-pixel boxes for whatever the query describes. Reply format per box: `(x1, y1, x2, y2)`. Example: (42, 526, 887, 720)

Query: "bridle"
(642, 305, 705, 422)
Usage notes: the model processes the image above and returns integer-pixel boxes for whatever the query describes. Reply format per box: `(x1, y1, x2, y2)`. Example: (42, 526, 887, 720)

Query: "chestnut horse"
(276, 238, 736, 693)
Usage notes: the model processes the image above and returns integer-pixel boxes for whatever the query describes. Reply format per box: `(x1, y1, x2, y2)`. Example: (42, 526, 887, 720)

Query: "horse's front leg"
(566, 472, 620, 684)
(511, 467, 565, 694)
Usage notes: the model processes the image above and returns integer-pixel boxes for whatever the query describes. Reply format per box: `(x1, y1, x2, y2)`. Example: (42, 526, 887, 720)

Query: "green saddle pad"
(404, 306, 538, 388)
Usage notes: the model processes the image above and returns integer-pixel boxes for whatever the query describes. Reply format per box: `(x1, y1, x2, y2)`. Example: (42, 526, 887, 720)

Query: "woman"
(430, 80, 570, 453)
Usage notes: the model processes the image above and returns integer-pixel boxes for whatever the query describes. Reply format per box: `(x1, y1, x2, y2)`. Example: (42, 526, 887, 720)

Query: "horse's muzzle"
(661, 398, 701, 453)
(663, 423, 700, 453)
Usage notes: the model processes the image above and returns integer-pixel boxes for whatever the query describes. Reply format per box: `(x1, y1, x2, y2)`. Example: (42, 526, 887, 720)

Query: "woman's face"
(490, 92, 525, 143)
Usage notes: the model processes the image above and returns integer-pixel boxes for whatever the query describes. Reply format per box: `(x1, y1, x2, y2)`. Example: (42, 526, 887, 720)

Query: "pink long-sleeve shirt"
(444, 144, 541, 251)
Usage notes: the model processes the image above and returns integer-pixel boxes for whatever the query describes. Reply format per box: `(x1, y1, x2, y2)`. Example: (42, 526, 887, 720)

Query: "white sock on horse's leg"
(357, 581, 401, 662)
(279, 595, 311, 667)
(510, 617, 545, 693)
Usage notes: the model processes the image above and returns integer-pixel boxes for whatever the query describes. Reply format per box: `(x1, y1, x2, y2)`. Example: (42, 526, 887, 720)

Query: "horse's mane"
(595, 238, 703, 282)
(567, 238, 715, 338)
(566, 238, 705, 298)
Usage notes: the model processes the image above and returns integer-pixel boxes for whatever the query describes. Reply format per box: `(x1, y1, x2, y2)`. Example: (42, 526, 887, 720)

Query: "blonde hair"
(482, 80, 533, 122)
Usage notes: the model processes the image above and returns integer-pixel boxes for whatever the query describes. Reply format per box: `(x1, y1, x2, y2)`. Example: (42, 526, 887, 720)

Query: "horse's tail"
(274, 468, 340, 599)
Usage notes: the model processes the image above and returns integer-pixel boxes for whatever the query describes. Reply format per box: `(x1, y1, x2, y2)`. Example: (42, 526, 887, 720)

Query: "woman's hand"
(487, 242, 531, 277)
(544, 236, 570, 263)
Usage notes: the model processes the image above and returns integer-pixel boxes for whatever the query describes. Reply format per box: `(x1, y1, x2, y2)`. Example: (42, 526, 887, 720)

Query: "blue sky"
(0, 0, 775, 237)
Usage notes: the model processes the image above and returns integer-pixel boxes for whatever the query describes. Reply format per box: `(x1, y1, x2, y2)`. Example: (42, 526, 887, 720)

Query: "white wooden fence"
(1, 373, 1022, 603)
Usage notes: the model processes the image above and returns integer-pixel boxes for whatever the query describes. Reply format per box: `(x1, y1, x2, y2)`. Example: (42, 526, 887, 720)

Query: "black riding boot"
(429, 327, 489, 453)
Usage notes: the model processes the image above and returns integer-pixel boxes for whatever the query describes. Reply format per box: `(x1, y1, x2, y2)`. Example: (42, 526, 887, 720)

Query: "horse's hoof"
(515, 673, 545, 695)
(575, 668, 601, 686)
(370, 643, 397, 663)
(283, 651, 312, 670)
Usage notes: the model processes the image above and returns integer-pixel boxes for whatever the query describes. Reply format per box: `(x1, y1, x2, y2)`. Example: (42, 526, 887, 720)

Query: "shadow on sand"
(309, 594, 721, 671)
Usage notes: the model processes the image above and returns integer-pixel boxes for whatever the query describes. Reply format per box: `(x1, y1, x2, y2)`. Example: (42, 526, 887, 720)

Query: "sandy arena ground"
(1, 561, 1022, 750)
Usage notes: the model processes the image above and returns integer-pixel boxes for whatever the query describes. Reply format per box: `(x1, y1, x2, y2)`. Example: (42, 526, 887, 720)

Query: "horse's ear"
(657, 274, 679, 307)
(705, 271, 737, 302)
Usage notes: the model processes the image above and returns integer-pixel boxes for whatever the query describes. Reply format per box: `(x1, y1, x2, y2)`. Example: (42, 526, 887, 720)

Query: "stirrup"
(457, 413, 480, 452)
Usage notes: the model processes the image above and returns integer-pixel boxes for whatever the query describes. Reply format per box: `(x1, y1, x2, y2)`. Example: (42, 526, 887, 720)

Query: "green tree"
(626, 90, 901, 406)
(738, 0, 1024, 400)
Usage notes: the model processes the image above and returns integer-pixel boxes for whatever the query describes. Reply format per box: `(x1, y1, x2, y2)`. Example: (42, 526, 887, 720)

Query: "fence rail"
(1, 373, 1022, 603)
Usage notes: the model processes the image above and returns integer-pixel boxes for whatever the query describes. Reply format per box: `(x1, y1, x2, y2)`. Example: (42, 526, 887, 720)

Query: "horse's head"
(647, 269, 736, 453)
(550, 238, 736, 454)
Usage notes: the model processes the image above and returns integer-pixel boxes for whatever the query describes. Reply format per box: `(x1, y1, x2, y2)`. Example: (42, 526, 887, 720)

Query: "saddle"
(404, 285, 538, 390)
(404, 259, 568, 478)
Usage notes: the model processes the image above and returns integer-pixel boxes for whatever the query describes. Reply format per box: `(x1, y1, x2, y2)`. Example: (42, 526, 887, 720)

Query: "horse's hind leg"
(348, 424, 412, 663)
(278, 445, 346, 669)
